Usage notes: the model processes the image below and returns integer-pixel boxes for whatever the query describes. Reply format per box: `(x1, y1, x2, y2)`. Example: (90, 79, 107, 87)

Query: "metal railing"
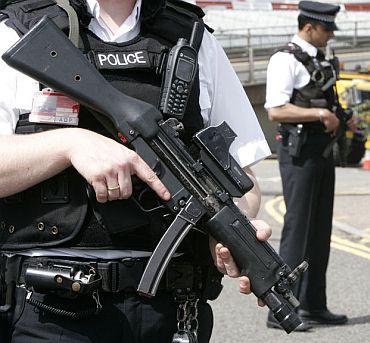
(215, 20, 370, 52)
(216, 20, 370, 85)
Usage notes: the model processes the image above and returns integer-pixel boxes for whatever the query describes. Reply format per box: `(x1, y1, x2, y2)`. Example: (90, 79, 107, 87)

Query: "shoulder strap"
(0, 0, 90, 36)
(168, 0, 206, 19)
(0, 0, 13, 10)
(142, 0, 213, 52)
(274, 42, 318, 76)
(274, 42, 312, 65)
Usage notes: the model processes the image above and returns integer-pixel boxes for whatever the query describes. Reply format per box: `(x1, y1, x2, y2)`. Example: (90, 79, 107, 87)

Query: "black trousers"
(6, 287, 213, 343)
(277, 136, 335, 311)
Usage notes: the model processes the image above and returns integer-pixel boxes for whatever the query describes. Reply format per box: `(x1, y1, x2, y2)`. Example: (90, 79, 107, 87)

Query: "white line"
(332, 219, 370, 239)
(264, 197, 370, 260)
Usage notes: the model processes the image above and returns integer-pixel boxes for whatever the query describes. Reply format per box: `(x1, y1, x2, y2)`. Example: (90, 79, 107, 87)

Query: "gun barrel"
(263, 291, 302, 333)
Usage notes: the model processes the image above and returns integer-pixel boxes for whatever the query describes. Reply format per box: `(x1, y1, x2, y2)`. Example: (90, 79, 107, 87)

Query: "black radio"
(159, 23, 200, 120)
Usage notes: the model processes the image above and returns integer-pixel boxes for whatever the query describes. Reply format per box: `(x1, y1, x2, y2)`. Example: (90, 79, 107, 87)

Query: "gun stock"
(2, 16, 161, 140)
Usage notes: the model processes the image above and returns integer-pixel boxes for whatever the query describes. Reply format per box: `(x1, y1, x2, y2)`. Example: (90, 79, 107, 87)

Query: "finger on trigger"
(133, 156, 170, 201)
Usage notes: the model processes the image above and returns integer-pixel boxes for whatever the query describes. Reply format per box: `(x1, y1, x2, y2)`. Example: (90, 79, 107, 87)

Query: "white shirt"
(0, 1, 270, 259)
(264, 34, 318, 109)
(0, 0, 270, 167)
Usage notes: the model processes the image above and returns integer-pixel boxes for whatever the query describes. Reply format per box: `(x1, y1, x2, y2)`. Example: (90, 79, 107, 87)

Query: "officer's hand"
(68, 129, 170, 203)
(209, 219, 271, 307)
(346, 115, 357, 132)
(319, 109, 340, 133)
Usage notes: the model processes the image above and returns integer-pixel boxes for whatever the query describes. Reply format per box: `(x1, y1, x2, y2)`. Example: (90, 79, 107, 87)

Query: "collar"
(85, 0, 142, 41)
(291, 34, 317, 57)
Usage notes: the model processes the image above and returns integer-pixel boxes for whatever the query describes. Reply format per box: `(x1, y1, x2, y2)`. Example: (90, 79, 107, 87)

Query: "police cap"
(298, 1, 340, 31)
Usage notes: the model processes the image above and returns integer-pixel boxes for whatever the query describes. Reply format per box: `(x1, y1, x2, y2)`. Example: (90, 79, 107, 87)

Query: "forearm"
(233, 167, 261, 219)
(0, 129, 75, 197)
(268, 103, 321, 123)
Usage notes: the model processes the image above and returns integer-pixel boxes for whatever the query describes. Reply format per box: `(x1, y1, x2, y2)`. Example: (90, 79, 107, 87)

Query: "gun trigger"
(131, 194, 165, 213)
(152, 160, 163, 178)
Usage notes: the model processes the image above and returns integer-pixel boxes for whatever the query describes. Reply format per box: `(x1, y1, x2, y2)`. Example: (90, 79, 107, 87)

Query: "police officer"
(0, 0, 272, 342)
(265, 0, 356, 331)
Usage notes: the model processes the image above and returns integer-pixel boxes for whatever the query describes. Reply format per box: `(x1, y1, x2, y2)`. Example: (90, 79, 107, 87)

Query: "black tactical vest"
(275, 43, 338, 125)
(0, 0, 210, 257)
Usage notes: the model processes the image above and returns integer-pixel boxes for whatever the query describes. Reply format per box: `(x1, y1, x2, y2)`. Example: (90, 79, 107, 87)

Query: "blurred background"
(189, 0, 370, 166)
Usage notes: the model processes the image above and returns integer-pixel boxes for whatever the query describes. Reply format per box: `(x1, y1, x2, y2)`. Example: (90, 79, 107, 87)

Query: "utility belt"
(18, 257, 213, 296)
(0, 255, 223, 317)
(278, 123, 326, 158)
(1, 256, 222, 341)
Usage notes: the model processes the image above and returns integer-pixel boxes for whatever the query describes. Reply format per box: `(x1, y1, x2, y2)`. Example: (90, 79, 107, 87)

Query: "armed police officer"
(265, 0, 356, 331)
(0, 0, 272, 342)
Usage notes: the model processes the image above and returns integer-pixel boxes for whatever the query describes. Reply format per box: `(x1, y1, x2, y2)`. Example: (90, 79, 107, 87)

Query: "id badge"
(30, 88, 80, 126)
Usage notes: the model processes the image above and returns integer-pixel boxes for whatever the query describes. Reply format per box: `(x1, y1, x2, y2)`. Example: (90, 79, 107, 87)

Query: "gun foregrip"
(206, 206, 284, 297)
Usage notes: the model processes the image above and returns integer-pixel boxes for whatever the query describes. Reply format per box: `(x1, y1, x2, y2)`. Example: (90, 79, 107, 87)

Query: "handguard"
(3, 16, 308, 333)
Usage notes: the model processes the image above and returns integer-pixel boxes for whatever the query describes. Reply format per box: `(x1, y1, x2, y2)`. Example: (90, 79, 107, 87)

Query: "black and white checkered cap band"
(300, 10, 336, 22)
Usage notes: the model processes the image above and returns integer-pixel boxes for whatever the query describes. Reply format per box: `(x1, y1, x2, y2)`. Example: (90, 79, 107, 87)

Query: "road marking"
(331, 235, 370, 253)
(335, 191, 370, 196)
(360, 228, 370, 245)
(332, 219, 370, 239)
(334, 216, 348, 220)
(279, 199, 286, 215)
(265, 196, 283, 224)
(330, 242, 370, 260)
(264, 196, 370, 260)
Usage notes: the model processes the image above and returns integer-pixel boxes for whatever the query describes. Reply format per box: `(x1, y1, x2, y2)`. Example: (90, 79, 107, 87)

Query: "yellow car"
(335, 73, 370, 165)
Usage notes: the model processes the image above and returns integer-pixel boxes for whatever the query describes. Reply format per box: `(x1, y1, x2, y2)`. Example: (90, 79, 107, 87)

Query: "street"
(210, 159, 370, 343)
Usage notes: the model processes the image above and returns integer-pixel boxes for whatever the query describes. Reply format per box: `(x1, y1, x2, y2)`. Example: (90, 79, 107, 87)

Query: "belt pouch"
(288, 125, 307, 158)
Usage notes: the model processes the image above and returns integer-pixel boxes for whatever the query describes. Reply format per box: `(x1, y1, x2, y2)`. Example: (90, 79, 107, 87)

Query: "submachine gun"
(317, 52, 354, 165)
(2, 17, 308, 333)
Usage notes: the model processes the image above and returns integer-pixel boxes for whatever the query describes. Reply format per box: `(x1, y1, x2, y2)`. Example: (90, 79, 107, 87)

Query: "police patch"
(93, 50, 150, 70)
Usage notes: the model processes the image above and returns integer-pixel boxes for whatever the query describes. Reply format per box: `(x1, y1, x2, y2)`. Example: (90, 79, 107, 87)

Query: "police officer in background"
(265, 0, 356, 331)
(0, 0, 272, 342)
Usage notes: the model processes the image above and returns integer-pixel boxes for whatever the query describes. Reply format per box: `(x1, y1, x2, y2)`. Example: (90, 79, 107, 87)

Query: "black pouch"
(201, 266, 223, 301)
(288, 125, 307, 158)
(0, 255, 22, 340)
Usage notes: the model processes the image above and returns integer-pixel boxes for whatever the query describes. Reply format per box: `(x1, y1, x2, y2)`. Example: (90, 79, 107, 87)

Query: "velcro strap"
(97, 259, 145, 292)
(89, 50, 161, 71)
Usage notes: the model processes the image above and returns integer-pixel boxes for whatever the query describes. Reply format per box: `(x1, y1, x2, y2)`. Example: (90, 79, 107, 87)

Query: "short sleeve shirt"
(264, 34, 318, 109)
